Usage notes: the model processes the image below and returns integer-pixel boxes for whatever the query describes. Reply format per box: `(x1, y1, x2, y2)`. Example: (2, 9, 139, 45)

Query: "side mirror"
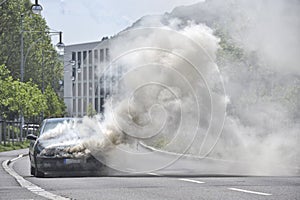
(27, 134, 37, 141)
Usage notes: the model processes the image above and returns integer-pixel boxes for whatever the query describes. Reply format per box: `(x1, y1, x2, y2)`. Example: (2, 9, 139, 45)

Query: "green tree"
(44, 85, 66, 118)
(0, 65, 47, 120)
(0, 0, 63, 93)
(0, 0, 66, 120)
(87, 103, 97, 117)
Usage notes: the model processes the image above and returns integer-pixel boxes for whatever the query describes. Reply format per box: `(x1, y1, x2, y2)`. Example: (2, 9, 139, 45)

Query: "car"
(26, 118, 106, 177)
(22, 124, 39, 135)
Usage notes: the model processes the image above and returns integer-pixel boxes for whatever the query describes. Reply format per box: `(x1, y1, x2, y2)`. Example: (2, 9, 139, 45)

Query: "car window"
(40, 119, 81, 135)
(42, 121, 62, 134)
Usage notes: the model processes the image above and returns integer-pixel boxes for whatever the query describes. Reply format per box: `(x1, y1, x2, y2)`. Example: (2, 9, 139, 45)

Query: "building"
(63, 38, 120, 117)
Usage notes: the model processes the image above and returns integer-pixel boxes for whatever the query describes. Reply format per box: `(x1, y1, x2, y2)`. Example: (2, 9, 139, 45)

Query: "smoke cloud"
(41, 0, 299, 176)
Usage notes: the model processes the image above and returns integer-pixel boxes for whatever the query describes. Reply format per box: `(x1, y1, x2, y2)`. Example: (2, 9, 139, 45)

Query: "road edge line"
(2, 154, 70, 200)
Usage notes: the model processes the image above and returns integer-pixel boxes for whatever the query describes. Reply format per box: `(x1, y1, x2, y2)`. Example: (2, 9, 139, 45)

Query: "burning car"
(26, 118, 106, 177)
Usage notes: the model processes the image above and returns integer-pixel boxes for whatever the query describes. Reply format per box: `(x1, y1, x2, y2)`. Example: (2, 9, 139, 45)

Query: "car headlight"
(34, 140, 44, 155)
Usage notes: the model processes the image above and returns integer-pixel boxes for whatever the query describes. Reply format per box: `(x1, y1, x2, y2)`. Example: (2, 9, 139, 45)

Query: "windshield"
(42, 121, 64, 134)
(41, 119, 80, 135)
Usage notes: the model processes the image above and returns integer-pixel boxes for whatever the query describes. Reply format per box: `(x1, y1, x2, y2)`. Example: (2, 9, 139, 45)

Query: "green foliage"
(44, 85, 66, 118)
(0, 0, 63, 93)
(87, 103, 97, 117)
(214, 28, 244, 64)
(0, 0, 66, 120)
(0, 140, 30, 152)
(0, 65, 47, 120)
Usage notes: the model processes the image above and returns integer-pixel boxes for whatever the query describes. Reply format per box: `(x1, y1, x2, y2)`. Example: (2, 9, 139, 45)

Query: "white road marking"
(147, 172, 161, 176)
(228, 187, 272, 196)
(125, 168, 135, 171)
(179, 178, 205, 184)
(10, 154, 23, 162)
(2, 156, 70, 200)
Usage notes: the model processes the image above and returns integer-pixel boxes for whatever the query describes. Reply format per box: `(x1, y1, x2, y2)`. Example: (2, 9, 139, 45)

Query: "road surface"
(1, 148, 299, 200)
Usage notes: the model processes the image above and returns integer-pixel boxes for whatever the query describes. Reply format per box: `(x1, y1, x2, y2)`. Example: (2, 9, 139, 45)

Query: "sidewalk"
(0, 149, 47, 200)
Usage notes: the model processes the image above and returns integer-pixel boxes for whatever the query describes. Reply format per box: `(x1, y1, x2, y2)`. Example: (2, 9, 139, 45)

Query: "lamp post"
(19, 0, 43, 141)
(19, 0, 65, 139)
(31, 0, 43, 15)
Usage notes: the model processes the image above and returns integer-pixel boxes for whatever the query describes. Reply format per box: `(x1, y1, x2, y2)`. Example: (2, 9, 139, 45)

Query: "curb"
(2, 154, 70, 200)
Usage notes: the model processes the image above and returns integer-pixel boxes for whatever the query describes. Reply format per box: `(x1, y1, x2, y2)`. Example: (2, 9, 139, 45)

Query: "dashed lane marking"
(179, 178, 205, 184)
(228, 187, 272, 196)
(147, 172, 161, 176)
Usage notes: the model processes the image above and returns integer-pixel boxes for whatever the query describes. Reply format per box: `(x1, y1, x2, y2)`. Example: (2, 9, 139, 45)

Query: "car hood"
(37, 139, 91, 158)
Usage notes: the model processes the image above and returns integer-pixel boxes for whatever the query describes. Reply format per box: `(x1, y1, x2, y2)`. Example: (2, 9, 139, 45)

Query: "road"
(1, 149, 299, 200)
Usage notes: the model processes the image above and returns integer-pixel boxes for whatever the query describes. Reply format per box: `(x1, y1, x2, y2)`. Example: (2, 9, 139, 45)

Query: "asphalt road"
(0, 149, 48, 200)
(2, 149, 298, 200)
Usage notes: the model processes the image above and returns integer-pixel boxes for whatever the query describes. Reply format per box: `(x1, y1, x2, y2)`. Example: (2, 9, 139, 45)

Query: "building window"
(94, 65, 98, 79)
(106, 48, 110, 61)
(72, 84, 76, 96)
(71, 52, 76, 80)
(89, 50, 92, 65)
(89, 66, 93, 80)
(84, 83, 87, 96)
(78, 69, 81, 81)
(72, 52, 76, 61)
(73, 99, 76, 114)
(78, 99, 82, 114)
(83, 67, 87, 81)
(77, 52, 82, 69)
(83, 51, 87, 65)
(78, 84, 82, 96)
(89, 82, 93, 97)
(94, 50, 98, 63)
(100, 49, 104, 62)
(83, 99, 87, 114)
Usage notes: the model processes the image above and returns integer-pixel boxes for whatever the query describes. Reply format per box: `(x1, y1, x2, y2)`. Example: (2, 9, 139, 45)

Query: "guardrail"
(0, 120, 39, 145)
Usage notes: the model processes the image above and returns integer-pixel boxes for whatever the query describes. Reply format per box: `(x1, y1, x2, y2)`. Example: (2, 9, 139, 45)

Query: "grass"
(0, 140, 30, 152)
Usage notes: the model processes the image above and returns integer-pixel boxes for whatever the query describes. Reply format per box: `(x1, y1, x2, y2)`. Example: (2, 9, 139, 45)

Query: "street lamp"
(31, 0, 43, 15)
(56, 31, 65, 56)
(21, 30, 65, 82)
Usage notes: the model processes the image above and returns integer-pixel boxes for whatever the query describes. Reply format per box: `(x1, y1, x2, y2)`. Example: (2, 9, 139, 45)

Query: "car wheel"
(34, 166, 44, 177)
(30, 166, 35, 176)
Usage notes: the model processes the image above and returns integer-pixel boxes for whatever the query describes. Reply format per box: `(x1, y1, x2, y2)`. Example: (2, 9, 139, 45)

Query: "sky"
(35, 0, 201, 45)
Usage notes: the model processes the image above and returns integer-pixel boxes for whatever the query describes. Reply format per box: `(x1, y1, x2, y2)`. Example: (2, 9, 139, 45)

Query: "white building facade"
(64, 38, 119, 117)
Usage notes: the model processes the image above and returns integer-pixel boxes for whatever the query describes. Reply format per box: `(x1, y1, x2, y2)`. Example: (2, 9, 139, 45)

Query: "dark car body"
(27, 118, 106, 177)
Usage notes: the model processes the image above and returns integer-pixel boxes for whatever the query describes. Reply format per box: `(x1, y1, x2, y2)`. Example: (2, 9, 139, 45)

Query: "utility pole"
(20, 14, 24, 82)
(20, 14, 24, 141)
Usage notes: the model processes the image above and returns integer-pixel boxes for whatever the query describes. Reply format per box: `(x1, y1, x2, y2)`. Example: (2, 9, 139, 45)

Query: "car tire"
(34, 166, 44, 177)
(30, 166, 35, 176)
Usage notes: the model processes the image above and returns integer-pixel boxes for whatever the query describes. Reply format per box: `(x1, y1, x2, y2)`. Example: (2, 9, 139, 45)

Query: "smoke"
(166, 0, 300, 175)
(41, 0, 299, 175)
(38, 117, 126, 159)
(97, 0, 299, 175)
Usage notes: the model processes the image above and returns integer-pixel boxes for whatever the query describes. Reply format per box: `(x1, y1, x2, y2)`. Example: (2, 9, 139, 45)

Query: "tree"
(0, 65, 47, 120)
(44, 85, 66, 118)
(0, 0, 63, 93)
(87, 103, 97, 117)
(0, 0, 66, 121)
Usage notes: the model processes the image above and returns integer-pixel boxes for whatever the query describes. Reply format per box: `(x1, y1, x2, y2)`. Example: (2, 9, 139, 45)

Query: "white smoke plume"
(166, 0, 300, 175)
(41, 0, 299, 175)
(99, 0, 299, 175)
